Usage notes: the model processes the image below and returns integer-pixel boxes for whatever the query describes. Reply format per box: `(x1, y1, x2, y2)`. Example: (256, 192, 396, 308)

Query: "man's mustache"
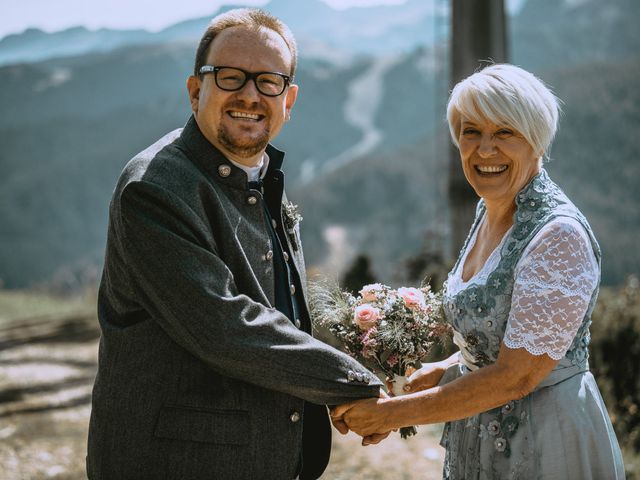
(224, 100, 270, 117)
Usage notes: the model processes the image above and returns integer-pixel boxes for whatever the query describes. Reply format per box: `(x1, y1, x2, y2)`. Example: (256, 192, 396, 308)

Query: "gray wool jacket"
(86, 116, 381, 480)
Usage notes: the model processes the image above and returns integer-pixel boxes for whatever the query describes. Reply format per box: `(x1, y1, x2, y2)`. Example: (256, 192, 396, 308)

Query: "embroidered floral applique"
(477, 401, 522, 459)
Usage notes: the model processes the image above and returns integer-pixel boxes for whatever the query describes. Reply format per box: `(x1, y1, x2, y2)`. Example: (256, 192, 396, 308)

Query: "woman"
(331, 64, 624, 479)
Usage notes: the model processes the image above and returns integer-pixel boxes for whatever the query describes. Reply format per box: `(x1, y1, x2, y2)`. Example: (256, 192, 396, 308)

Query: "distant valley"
(0, 0, 638, 289)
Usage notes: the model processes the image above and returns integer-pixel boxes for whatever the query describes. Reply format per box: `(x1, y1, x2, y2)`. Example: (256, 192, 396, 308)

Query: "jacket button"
(290, 284, 296, 295)
(294, 318, 301, 328)
(272, 219, 278, 229)
(347, 370, 356, 382)
(290, 411, 301, 423)
(218, 165, 231, 177)
(247, 196, 258, 205)
(264, 250, 273, 261)
(283, 252, 289, 262)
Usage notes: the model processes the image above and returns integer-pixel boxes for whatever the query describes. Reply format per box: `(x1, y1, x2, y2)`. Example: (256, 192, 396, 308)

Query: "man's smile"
(227, 110, 265, 121)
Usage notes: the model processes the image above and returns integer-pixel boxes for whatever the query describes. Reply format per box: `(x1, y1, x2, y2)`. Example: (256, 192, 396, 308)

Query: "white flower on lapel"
(283, 201, 303, 233)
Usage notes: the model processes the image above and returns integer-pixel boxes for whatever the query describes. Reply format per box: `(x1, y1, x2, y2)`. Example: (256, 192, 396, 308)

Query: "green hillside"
(542, 59, 640, 283)
(0, 0, 638, 288)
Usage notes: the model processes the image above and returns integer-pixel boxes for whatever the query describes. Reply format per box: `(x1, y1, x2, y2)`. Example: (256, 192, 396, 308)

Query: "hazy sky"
(1, 0, 409, 39)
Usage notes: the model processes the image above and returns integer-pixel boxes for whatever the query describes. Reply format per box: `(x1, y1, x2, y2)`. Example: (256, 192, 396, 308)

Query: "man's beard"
(217, 99, 271, 158)
(218, 123, 270, 158)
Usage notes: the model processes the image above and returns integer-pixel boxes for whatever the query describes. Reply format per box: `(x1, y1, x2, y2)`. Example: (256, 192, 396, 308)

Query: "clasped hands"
(330, 390, 393, 446)
(329, 362, 447, 445)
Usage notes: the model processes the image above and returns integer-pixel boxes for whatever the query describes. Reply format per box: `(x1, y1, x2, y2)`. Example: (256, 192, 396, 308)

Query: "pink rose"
(359, 283, 384, 302)
(398, 287, 426, 309)
(353, 304, 381, 331)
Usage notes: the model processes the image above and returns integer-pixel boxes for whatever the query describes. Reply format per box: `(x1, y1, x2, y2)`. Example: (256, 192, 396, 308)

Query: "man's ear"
(186, 76, 201, 115)
(284, 83, 298, 122)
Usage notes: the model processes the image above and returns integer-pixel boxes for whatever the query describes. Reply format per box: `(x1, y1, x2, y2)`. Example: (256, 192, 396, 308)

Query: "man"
(87, 8, 385, 480)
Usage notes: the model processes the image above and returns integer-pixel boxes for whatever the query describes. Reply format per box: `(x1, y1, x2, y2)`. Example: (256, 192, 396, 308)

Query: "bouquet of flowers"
(309, 280, 451, 438)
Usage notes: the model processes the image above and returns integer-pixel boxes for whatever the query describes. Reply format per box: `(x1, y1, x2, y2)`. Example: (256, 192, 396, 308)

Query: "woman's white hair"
(447, 64, 561, 158)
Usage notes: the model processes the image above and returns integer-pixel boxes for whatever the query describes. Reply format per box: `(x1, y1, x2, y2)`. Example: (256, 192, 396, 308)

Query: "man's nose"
(477, 134, 497, 158)
(235, 77, 262, 101)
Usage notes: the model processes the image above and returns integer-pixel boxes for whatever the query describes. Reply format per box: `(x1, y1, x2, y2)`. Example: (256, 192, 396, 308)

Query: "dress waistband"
(456, 349, 588, 391)
(534, 363, 588, 390)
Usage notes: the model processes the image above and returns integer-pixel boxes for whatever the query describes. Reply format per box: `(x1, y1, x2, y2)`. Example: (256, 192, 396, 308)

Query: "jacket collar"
(178, 115, 285, 190)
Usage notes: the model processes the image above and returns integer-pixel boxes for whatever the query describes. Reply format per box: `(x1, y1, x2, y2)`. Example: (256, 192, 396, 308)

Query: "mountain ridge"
(0, 0, 638, 289)
(0, 0, 444, 66)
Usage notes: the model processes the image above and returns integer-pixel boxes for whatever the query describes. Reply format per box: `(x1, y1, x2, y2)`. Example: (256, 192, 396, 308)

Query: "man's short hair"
(447, 64, 560, 158)
(193, 8, 297, 78)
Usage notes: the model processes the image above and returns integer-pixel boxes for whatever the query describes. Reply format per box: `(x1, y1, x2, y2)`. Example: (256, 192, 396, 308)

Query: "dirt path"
(0, 313, 99, 479)
(0, 309, 444, 479)
(325, 426, 445, 480)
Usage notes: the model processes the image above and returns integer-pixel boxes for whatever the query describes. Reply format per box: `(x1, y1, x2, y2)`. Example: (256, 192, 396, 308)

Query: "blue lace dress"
(440, 170, 624, 479)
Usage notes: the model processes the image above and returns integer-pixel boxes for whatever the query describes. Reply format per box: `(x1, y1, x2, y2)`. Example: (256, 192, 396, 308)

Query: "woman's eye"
(462, 128, 479, 135)
(496, 129, 513, 137)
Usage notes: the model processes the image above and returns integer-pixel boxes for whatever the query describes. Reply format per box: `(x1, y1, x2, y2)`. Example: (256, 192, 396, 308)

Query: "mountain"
(0, 0, 638, 289)
(539, 58, 640, 284)
(0, 0, 445, 67)
(0, 42, 369, 288)
(0, 26, 154, 66)
(291, 56, 640, 284)
(0, 43, 193, 129)
(512, 0, 640, 69)
(292, 131, 450, 281)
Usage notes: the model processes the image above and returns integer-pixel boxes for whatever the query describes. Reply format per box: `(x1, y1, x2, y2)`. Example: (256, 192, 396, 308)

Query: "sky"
(1, 0, 409, 39)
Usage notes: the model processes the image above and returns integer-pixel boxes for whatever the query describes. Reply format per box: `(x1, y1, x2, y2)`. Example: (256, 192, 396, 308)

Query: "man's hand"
(329, 401, 356, 435)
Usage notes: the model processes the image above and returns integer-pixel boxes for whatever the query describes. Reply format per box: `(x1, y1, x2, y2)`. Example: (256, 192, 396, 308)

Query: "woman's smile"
(474, 164, 508, 175)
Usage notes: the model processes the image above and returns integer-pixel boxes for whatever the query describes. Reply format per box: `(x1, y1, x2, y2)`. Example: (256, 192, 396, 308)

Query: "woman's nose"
(477, 134, 497, 158)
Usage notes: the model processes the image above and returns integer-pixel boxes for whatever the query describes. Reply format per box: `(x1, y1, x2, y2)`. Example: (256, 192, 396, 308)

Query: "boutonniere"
(283, 201, 303, 250)
(283, 201, 303, 232)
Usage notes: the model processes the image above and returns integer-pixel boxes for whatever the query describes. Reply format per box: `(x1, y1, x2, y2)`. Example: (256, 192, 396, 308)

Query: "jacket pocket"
(154, 405, 250, 446)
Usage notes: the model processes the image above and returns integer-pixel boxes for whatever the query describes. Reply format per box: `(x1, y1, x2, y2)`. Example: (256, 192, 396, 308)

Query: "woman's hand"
(404, 361, 447, 393)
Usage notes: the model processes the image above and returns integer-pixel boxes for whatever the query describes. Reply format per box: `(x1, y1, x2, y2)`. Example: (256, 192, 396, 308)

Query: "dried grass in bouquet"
(310, 279, 451, 438)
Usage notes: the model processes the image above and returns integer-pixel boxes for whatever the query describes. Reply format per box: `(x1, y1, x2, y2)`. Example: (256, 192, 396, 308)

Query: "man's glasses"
(199, 66, 291, 97)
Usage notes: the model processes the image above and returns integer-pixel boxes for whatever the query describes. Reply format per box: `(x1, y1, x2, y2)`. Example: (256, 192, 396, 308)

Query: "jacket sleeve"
(114, 180, 382, 405)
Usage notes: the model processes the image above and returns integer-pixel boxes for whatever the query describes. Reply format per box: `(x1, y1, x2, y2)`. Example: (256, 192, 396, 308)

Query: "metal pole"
(448, 0, 508, 258)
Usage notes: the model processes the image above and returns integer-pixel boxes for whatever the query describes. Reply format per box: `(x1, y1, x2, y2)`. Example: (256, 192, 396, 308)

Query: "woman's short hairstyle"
(447, 64, 560, 158)
(193, 8, 297, 78)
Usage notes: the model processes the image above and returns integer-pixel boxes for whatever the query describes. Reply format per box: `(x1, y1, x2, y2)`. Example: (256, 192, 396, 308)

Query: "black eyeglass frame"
(198, 65, 292, 97)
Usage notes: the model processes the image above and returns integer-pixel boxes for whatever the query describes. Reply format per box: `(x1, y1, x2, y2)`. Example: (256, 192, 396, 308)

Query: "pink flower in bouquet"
(359, 283, 384, 302)
(360, 327, 378, 347)
(354, 304, 382, 331)
(386, 354, 399, 368)
(398, 287, 426, 309)
(360, 328, 378, 358)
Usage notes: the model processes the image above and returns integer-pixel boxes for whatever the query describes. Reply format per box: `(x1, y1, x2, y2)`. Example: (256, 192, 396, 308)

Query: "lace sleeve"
(503, 218, 599, 360)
